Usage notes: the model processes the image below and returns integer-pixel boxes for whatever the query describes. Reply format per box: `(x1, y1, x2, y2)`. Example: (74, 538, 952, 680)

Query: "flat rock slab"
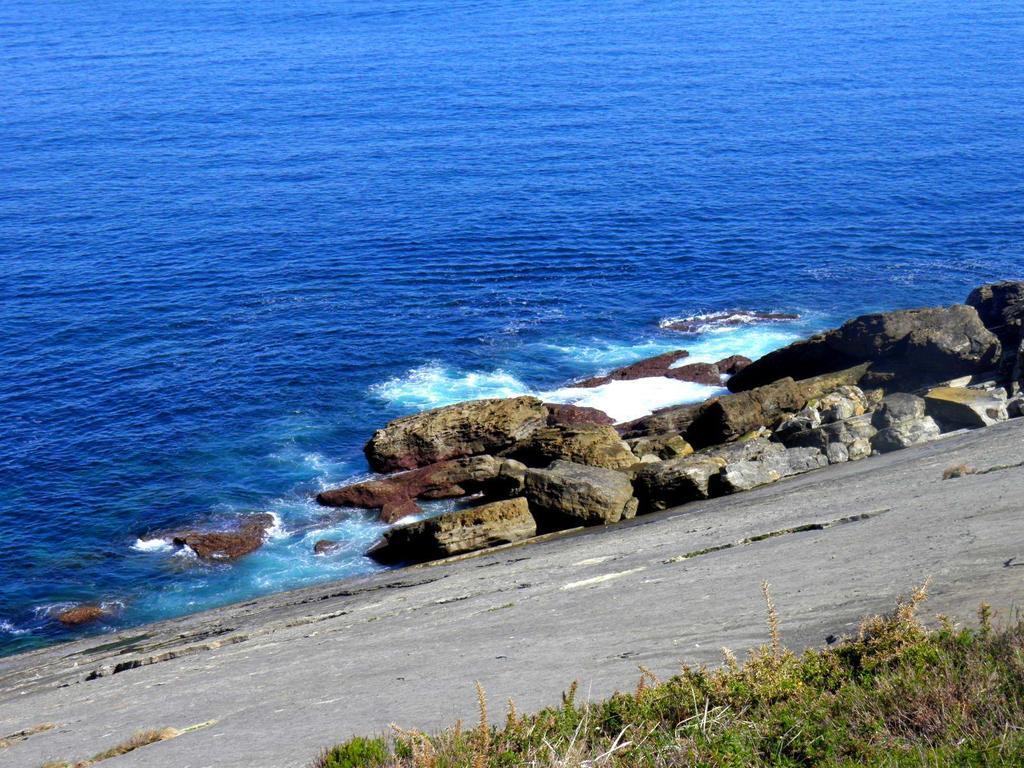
(3, 422, 1024, 768)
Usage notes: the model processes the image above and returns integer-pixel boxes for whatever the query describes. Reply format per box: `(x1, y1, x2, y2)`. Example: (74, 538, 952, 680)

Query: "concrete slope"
(2, 420, 1023, 768)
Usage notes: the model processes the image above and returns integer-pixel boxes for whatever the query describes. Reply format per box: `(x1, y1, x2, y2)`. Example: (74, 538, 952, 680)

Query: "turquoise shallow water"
(2, 0, 1023, 654)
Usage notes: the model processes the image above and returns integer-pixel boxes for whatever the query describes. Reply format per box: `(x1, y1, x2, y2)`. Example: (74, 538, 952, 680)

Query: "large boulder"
(523, 461, 637, 529)
(368, 497, 536, 565)
(717, 447, 827, 493)
(728, 306, 1000, 393)
(364, 396, 548, 472)
(870, 394, 941, 453)
(170, 513, 276, 561)
(924, 386, 1008, 429)
(503, 424, 636, 470)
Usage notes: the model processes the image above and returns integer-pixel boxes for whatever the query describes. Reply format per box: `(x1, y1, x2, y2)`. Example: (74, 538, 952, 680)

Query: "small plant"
(312, 737, 389, 768)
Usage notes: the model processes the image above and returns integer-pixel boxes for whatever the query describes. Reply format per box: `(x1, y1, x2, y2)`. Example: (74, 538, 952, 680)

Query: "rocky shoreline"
(60, 280, 1023, 625)
(302, 280, 1024, 567)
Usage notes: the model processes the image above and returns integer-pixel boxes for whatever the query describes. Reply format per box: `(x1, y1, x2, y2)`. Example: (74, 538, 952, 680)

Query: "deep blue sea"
(2, 0, 1023, 655)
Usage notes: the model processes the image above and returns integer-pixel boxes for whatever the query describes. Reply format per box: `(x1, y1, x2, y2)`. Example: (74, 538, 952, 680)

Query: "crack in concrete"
(662, 509, 890, 565)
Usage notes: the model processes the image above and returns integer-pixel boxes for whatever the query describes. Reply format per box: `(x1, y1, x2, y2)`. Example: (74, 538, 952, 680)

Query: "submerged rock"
(56, 604, 109, 626)
(661, 310, 799, 334)
(313, 539, 342, 556)
(728, 305, 1000, 393)
(924, 386, 1008, 429)
(503, 423, 637, 470)
(364, 396, 548, 472)
(170, 513, 276, 561)
(368, 497, 536, 565)
(523, 460, 637, 529)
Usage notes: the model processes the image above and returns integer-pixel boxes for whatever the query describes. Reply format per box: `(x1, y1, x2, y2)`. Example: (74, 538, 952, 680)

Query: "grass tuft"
(313, 583, 1024, 767)
(943, 463, 977, 479)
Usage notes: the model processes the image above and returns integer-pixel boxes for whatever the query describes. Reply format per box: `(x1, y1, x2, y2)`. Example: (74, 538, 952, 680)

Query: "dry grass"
(0, 722, 57, 750)
(40, 720, 214, 768)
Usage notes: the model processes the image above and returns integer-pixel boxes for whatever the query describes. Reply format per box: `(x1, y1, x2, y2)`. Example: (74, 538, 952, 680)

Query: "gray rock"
(826, 443, 850, 464)
(715, 447, 827, 494)
(816, 386, 868, 423)
(774, 407, 822, 441)
(871, 417, 942, 453)
(523, 460, 636, 529)
(872, 393, 928, 429)
(632, 455, 726, 511)
(368, 497, 536, 564)
(848, 437, 873, 461)
(1008, 395, 1024, 418)
(924, 386, 1009, 429)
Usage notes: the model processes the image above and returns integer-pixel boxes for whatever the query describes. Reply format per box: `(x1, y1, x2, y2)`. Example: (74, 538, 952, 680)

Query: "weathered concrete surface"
(3, 421, 1024, 768)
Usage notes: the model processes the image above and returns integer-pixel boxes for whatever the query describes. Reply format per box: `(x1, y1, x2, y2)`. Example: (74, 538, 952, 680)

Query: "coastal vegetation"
(313, 584, 1024, 767)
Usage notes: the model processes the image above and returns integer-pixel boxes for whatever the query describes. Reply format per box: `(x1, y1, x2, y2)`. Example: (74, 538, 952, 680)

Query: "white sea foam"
(132, 537, 174, 553)
(264, 511, 287, 539)
(542, 377, 726, 424)
(369, 363, 530, 410)
(0, 619, 30, 636)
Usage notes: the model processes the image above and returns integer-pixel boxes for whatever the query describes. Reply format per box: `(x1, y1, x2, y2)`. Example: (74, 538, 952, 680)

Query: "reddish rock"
(56, 604, 108, 626)
(715, 355, 753, 376)
(380, 498, 422, 524)
(665, 362, 722, 385)
(574, 350, 689, 387)
(317, 456, 504, 511)
(171, 513, 275, 561)
(544, 403, 615, 426)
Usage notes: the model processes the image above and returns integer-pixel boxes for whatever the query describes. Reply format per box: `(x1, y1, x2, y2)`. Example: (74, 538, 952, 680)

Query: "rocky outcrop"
(632, 455, 725, 511)
(171, 513, 276, 561)
(368, 498, 536, 565)
(870, 394, 941, 453)
(317, 455, 525, 523)
(967, 281, 1024, 392)
(728, 306, 1000, 393)
(924, 387, 1008, 429)
(56, 605, 109, 626)
(544, 403, 614, 426)
(364, 397, 548, 472)
(574, 350, 690, 387)
(523, 461, 637, 529)
(685, 377, 808, 448)
(503, 424, 636, 470)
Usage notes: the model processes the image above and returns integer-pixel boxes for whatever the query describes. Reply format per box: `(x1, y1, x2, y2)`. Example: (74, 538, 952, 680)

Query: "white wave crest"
(0, 619, 30, 636)
(543, 377, 726, 424)
(132, 537, 174, 553)
(264, 511, 287, 539)
(369, 363, 531, 410)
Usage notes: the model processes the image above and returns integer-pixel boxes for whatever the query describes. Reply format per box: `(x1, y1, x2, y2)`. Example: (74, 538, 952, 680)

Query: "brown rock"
(56, 605, 108, 626)
(685, 378, 807, 449)
(523, 460, 637, 529)
(544, 403, 615, 426)
(665, 362, 722, 385)
(368, 497, 536, 565)
(171, 513, 275, 561)
(364, 396, 548, 473)
(574, 350, 689, 387)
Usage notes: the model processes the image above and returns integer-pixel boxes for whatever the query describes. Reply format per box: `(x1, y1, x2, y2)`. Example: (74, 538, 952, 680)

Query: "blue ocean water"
(2, 0, 1023, 655)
